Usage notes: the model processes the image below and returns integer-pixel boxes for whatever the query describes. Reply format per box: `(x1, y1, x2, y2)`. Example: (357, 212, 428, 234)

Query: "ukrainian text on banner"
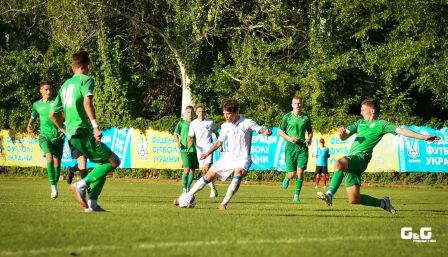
(210, 128, 398, 172)
(131, 129, 181, 169)
(60, 128, 133, 168)
(310, 132, 399, 172)
(398, 126, 447, 172)
(0, 130, 44, 167)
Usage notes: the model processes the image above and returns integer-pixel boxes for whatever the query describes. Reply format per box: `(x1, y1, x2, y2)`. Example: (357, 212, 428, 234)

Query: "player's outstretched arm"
(396, 127, 441, 142)
(338, 127, 350, 141)
(259, 128, 272, 136)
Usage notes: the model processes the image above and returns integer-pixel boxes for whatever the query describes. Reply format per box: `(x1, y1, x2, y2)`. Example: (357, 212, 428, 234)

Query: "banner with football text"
(397, 126, 447, 172)
(1, 126, 446, 172)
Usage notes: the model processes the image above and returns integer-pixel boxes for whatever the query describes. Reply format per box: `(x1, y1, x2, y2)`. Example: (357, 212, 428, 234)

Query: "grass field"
(0, 177, 446, 257)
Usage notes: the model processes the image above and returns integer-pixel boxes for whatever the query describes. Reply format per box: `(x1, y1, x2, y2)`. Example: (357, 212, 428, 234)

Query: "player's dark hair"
(361, 98, 380, 114)
(222, 99, 239, 113)
(39, 81, 50, 87)
(72, 51, 91, 68)
(185, 105, 194, 112)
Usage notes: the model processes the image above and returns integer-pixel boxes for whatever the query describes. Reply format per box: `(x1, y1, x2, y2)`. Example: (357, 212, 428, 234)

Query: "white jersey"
(218, 116, 262, 159)
(188, 118, 216, 152)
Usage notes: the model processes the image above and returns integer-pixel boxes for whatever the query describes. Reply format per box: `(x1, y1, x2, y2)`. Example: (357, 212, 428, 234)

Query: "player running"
(27, 81, 64, 199)
(50, 51, 120, 212)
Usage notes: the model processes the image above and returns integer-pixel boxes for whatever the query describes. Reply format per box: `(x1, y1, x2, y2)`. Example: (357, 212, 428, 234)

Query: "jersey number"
(62, 84, 75, 108)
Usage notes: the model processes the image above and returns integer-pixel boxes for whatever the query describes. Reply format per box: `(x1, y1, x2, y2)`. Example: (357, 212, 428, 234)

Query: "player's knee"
(110, 154, 121, 168)
(334, 158, 347, 171)
(348, 197, 361, 204)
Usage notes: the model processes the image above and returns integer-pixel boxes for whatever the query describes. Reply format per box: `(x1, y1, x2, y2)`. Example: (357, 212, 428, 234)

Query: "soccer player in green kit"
(318, 99, 441, 213)
(174, 105, 199, 193)
(50, 51, 120, 212)
(27, 81, 64, 199)
(278, 96, 313, 203)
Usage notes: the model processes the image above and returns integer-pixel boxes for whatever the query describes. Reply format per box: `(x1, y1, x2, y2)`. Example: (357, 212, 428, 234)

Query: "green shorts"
(181, 151, 199, 169)
(69, 134, 113, 163)
(39, 136, 64, 159)
(285, 145, 308, 172)
(344, 153, 371, 188)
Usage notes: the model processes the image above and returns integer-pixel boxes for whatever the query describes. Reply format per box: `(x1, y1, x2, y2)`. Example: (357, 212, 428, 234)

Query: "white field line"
(0, 235, 389, 256)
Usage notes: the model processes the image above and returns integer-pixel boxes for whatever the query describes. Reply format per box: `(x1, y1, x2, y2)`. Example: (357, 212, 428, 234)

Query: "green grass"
(0, 177, 447, 257)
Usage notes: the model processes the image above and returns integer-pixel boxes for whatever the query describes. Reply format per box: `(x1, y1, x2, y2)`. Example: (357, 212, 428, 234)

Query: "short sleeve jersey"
(188, 118, 216, 149)
(316, 147, 330, 167)
(218, 116, 262, 159)
(52, 74, 94, 139)
(174, 120, 195, 152)
(346, 119, 398, 156)
(31, 98, 62, 140)
(279, 112, 312, 149)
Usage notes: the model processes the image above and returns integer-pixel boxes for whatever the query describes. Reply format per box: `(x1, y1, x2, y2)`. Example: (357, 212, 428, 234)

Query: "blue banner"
(61, 128, 132, 168)
(398, 126, 447, 172)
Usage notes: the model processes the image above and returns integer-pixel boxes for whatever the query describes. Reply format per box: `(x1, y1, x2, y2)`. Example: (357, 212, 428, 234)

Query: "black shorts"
(315, 166, 328, 175)
(68, 140, 83, 159)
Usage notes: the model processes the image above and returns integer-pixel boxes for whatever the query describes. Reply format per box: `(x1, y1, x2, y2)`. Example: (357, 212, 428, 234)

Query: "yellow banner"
(309, 132, 398, 172)
(131, 129, 182, 169)
(0, 130, 45, 167)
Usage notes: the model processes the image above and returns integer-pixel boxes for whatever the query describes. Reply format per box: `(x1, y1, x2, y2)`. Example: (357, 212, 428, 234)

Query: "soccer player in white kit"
(180, 99, 272, 210)
(188, 106, 219, 197)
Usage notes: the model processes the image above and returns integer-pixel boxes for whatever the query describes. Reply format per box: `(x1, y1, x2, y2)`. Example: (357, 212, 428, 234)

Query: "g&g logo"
(401, 227, 436, 243)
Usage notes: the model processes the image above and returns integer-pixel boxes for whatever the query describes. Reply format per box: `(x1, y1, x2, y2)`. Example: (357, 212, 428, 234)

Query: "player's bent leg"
(346, 185, 361, 204)
(188, 170, 217, 196)
(220, 168, 245, 209)
(327, 157, 348, 195)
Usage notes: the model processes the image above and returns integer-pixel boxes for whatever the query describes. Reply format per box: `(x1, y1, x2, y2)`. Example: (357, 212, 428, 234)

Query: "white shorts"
(195, 145, 213, 168)
(210, 155, 252, 181)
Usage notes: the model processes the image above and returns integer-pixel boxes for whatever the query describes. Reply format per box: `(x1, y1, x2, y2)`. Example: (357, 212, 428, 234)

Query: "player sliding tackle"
(317, 98, 441, 213)
(175, 99, 272, 210)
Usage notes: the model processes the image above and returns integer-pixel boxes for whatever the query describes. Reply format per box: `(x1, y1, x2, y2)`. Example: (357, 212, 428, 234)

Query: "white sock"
(189, 177, 208, 195)
(76, 179, 87, 190)
(221, 178, 241, 205)
(208, 181, 215, 189)
(51, 185, 57, 192)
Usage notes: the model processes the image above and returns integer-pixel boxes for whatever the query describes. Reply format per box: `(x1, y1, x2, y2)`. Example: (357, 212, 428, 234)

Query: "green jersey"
(52, 74, 94, 139)
(346, 119, 397, 156)
(174, 120, 195, 152)
(279, 112, 312, 149)
(31, 98, 62, 140)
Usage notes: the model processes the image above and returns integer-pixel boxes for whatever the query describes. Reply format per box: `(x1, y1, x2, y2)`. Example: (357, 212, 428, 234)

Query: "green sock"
(284, 175, 289, 181)
(187, 173, 194, 189)
(89, 177, 106, 200)
(46, 162, 56, 186)
(84, 163, 115, 184)
(295, 178, 303, 195)
(54, 167, 61, 185)
(360, 194, 382, 207)
(182, 173, 188, 190)
(329, 171, 344, 195)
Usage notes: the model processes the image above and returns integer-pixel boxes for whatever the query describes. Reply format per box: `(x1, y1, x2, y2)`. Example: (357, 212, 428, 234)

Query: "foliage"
(0, 0, 447, 134)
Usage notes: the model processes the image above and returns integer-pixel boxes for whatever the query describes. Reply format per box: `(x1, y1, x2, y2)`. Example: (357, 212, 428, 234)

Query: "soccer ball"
(178, 193, 196, 208)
